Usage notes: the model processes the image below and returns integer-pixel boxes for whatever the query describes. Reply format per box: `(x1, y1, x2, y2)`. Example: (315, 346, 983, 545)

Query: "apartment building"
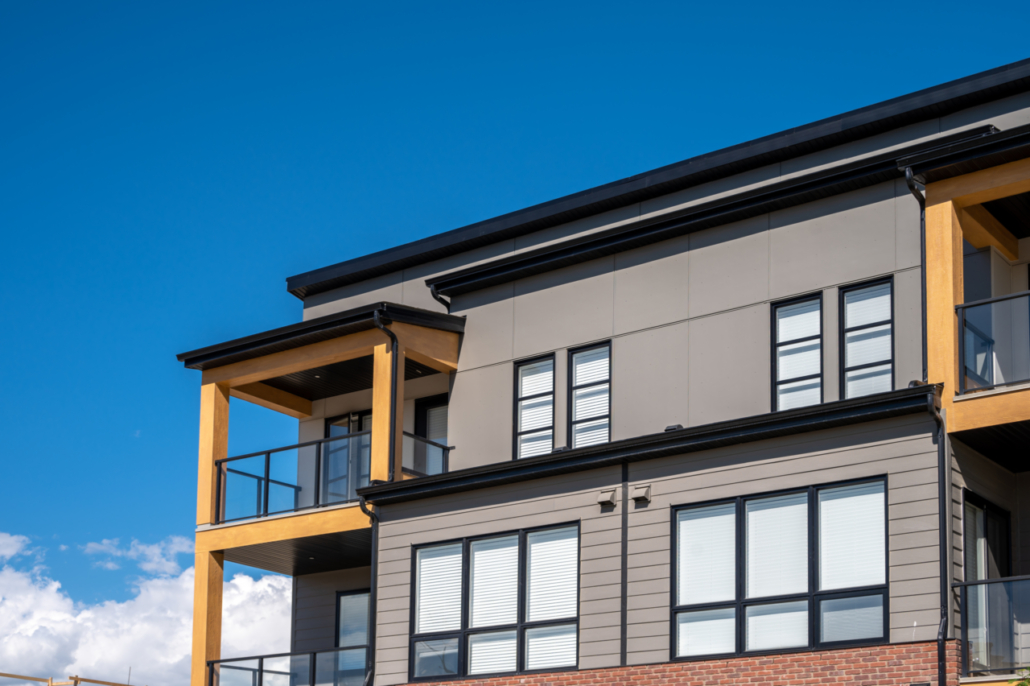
(177, 58, 1030, 686)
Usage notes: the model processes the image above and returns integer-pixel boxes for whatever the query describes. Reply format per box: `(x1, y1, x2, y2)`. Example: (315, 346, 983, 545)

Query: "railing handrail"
(208, 645, 355, 666)
(955, 288, 1030, 311)
(402, 431, 454, 451)
(216, 430, 372, 465)
(951, 573, 1030, 588)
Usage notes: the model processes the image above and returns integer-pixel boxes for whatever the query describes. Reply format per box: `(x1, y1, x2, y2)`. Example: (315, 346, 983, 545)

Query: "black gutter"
(288, 58, 1030, 300)
(176, 301, 465, 371)
(898, 121, 1030, 184)
(372, 309, 400, 483)
(358, 385, 940, 506)
(358, 496, 379, 686)
(426, 126, 998, 298)
(905, 167, 929, 383)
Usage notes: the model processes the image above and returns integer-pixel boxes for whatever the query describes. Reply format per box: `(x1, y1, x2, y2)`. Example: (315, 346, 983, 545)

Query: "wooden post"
(925, 199, 964, 403)
(196, 382, 230, 526)
(371, 339, 405, 482)
(190, 550, 224, 686)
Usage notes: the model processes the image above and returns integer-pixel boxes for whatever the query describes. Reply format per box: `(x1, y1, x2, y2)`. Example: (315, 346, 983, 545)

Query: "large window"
(568, 343, 611, 449)
(411, 525, 579, 680)
(514, 356, 555, 459)
(840, 280, 893, 398)
(337, 590, 371, 686)
(672, 479, 887, 658)
(773, 295, 822, 411)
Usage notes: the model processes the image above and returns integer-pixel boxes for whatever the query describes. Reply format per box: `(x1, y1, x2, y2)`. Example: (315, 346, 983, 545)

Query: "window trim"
(669, 476, 889, 661)
(838, 277, 895, 399)
(512, 354, 556, 460)
(771, 292, 824, 412)
(566, 341, 612, 449)
(408, 522, 581, 682)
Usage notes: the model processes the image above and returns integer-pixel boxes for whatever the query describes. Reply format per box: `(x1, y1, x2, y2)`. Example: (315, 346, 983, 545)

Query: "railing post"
(207, 662, 214, 686)
(314, 441, 322, 508)
(958, 307, 966, 394)
(256, 657, 263, 686)
(214, 464, 223, 525)
(309, 651, 316, 686)
(263, 453, 271, 517)
(960, 584, 968, 677)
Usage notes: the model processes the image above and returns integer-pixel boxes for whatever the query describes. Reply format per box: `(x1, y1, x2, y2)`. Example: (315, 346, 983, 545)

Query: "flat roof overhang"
(224, 527, 372, 576)
(288, 58, 1030, 300)
(952, 419, 1030, 473)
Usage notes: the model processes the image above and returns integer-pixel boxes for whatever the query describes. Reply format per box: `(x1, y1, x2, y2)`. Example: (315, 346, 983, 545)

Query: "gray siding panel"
(291, 567, 371, 653)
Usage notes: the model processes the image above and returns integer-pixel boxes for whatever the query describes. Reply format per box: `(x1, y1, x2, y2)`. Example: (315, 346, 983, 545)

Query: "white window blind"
(517, 358, 554, 459)
(843, 283, 892, 399)
(677, 503, 736, 605)
(819, 482, 885, 590)
(746, 493, 808, 598)
(777, 299, 820, 341)
(745, 601, 809, 651)
(774, 298, 821, 411)
(819, 595, 883, 643)
(845, 283, 891, 328)
(572, 347, 609, 385)
(427, 405, 448, 443)
(469, 536, 518, 628)
(526, 526, 578, 622)
(525, 623, 577, 670)
(571, 346, 610, 449)
(677, 608, 736, 657)
(416, 544, 463, 634)
(467, 631, 516, 674)
(520, 359, 554, 396)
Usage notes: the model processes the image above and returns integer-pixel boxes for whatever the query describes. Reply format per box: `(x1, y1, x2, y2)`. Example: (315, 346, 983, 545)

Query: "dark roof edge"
(288, 58, 1030, 299)
(426, 125, 1000, 297)
(358, 385, 941, 506)
(176, 302, 465, 371)
(898, 121, 1030, 183)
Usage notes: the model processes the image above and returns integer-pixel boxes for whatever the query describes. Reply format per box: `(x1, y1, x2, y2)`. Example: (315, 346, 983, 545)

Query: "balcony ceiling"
(953, 419, 1030, 472)
(984, 190, 1030, 239)
(223, 527, 372, 576)
(262, 355, 439, 401)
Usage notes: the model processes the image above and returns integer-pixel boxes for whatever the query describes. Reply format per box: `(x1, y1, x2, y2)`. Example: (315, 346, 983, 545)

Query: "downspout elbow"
(429, 284, 451, 313)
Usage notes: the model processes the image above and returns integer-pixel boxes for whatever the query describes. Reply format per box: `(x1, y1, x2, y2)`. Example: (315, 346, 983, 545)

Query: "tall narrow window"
(841, 280, 893, 398)
(773, 296, 822, 411)
(569, 344, 610, 449)
(515, 357, 554, 459)
(337, 591, 371, 686)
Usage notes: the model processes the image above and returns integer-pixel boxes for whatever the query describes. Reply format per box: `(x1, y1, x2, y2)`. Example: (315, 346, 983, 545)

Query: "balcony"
(957, 576, 1030, 677)
(209, 647, 365, 686)
(958, 290, 1030, 395)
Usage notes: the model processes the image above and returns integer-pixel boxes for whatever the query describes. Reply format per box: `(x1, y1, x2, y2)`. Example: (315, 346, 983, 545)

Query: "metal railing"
(214, 432, 372, 524)
(955, 575, 1030, 676)
(208, 647, 368, 686)
(957, 290, 1030, 394)
(401, 432, 452, 478)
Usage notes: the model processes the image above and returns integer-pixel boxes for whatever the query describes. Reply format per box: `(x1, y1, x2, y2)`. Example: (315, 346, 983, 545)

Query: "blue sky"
(0, 0, 1027, 607)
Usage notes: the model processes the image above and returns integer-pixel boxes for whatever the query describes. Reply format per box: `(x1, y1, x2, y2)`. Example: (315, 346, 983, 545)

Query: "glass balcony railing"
(401, 432, 451, 477)
(209, 647, 367, 686)
(957, 576, 1030, 676)
(957, 290, 1030, 394)
(215, 432, 371, 524)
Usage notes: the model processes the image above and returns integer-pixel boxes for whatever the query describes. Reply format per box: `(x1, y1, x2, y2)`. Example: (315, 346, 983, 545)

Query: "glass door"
(324, 411, 372, 503)
(337, 590, 371, 686)
(964, 491, 1012, 672)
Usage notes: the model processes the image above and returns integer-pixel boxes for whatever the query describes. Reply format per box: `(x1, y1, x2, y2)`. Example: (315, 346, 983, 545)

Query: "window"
(411, 525, 579, 680)
(413, 394, 450, 475)
(773, 296, 822, 411)
(514, 356, 555, 459)
(337, 590, 371, 686)
(568, 343, 611, 449)
(672, 479, 886, 658)
(324, 411, 373, 503)
(840, 280, 893, 398)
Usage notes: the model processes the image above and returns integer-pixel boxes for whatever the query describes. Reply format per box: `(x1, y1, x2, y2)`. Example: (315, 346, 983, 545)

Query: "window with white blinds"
(773, 297, 822, 411)
(672, 479, 887, 659)
(569, 345, 611, 449)
(841, 281, 893, 398)
(410, 525, 579, 680)
(515, 357, 554, 459)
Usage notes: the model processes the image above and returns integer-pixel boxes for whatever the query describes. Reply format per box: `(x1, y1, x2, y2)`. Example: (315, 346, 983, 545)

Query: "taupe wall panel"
(686, 215, 770, 319)
(894, 268, 923, 388)
(292, 566, 371, 652)
(822, 286, 840, 402)
(611, 322, 690, 441)
(451, 283, 514, 371)
(447, 362, 512, 471)
(613, 235, 690, 335)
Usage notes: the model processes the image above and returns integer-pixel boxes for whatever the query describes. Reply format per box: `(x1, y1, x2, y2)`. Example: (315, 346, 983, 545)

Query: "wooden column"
(925, 199, 965, 402)
(196, 382, 230, 526)
(371, 339, 405, 482)
(191, 550, 224, 686)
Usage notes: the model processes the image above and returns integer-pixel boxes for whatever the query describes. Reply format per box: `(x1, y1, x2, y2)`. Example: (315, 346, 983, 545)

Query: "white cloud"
(83, 536, 194, 575)
(0, 534, 291, 686)
(0, 533, 31, 561)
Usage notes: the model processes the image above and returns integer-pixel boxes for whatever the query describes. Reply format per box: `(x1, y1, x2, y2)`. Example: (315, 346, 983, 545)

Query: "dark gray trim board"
(288, 58, 1030, 300)
(176, 302, 465, 371)
(358, 385, 942, 506)
(425, 126, 1000, 297)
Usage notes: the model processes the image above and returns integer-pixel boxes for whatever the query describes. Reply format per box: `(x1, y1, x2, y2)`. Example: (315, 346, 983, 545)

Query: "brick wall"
(407, 640, 960, 686)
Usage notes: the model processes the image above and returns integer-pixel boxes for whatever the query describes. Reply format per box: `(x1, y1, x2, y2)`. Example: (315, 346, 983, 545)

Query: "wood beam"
(926, 200, 964, 400)
(371, 341, 406, 482)
(949, 387, 1030, 433)
(190, 550, 223, 686)
(958, 204, 1020, 261)
(195, 504, 371, 552)
(926, 156, 1030, 208)
(201, 328, 386, 387)
(391, 321, 459, 373)
(196, 383, 230, 527)
(231, 382, 312, 418)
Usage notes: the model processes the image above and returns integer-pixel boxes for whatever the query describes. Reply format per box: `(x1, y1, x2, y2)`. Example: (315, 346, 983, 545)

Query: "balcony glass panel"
(221, 456, 266, 523)
(211, 659, 260, 686)
(402, 433, 450, 477)
(962, 578, 1030, 675)
(960, 292, 1030, 393)
(321, 433, 370, 505)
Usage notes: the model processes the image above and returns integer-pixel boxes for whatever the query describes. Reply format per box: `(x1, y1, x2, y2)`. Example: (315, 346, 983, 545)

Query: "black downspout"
(928, 390, 949, 686)
(429, 284, 451, 313)
(359, 496, 379, 686)
(906, 167, 929, 384)
(373, 309, 400, 483)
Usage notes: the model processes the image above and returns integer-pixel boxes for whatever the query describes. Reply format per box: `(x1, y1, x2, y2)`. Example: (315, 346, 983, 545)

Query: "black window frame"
(408, 522, 581, 682)
(335, 588, 372, 681)
(415, 394, 450, 441)
(325, 410, 373, 437)
(566, 341, 612, 450)
(669, 476, 889, 660)
(771, 292, 824, 412)
(512, 354, 556, 460)
(962, 489, 1012, 581)
(838, 277, 895, 399)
